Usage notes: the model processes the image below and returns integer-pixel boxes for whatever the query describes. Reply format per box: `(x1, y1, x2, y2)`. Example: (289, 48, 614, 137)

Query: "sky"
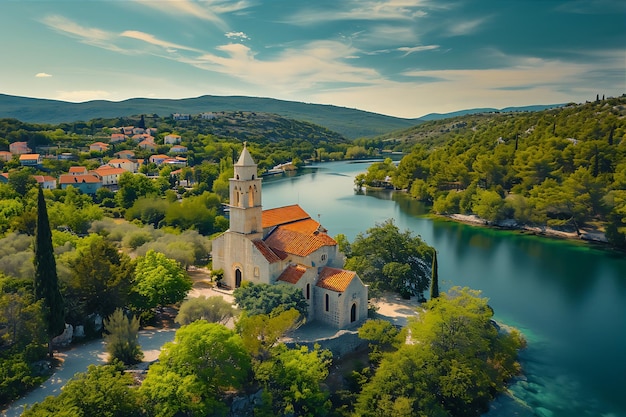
(0, 0, 624, 119)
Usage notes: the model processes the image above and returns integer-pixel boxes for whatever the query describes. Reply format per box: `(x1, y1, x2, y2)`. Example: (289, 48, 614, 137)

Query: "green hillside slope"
(0, 94, 418, 139)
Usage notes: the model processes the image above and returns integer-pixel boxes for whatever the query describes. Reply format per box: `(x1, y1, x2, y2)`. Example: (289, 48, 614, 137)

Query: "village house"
(164, 134, 182, 145)
(114, 150, 135, 159)
(68, 166, 89, 176)
(172, 113, 190, 121)
(19, 154, 42, 167)
(89, 142, 109, 152)
(92, 166, 126, 186)
(211, 144, 368, 329)
(58, 174, 102, 194)
(200, 112, 216, 120)
(10, 142, 31, 155)
(138, 139, 156, 151)
(110, 133, 127, 143)
(107, 158, 139, 173)
(0, 151, 13, 162)
(33, 175, 57, 190)
(169, 145, 188, 154)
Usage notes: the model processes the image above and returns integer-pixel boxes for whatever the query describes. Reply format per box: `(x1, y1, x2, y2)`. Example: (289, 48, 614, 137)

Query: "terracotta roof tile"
(264, 226, 336, 257)
(316, 267, 356, 292)
(277, 264, 308, 284)
(59, 174, 101, 184)
(252, 239, 285, 263)
(262, 204, 310, 228)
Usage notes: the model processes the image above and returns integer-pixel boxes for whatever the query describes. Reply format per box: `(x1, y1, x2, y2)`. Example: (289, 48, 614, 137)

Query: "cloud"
(133, 0, 254, 30)
(35, 73, 52, 78)
(286, 0, 432, 25)
(41, 15, 125, 53)
(446, 16, 490, 36)
(120, 30, 203, 53)
(55, 90, 113, 102)
(397, 45, 439, 56)
(225, 31, 250, 41)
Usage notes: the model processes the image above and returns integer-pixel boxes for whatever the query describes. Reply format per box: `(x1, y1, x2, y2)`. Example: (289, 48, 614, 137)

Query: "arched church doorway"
(350, 303, 357, 322)
(235, 269, 242, 288)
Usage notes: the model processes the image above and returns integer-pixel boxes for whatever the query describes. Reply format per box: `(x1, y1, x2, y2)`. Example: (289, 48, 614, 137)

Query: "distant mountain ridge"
(0, 93, 564, 139)
(0, 94, 418, 139)
(419, 104, 566, 120)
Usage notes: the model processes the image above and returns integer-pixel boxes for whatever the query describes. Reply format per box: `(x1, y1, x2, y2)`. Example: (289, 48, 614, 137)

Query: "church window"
(306, 283, 310, 300)
(351, 303, 357, 322)
(254, 267, 260, 277)
(247, 186, 253, 206)
(325, 293, 329, 312)
(235, 269, 242, 288)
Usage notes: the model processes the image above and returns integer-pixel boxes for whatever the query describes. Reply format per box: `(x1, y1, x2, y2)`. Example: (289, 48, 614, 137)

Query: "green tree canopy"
(132, 250, 192, 312)
(234, 282, 308, 319)
(174, 295, 235, 326)
(139, 321, 251, 417)
(345, 219, 433, 298)
(22, 363, 140, 417)
(356, 287, 525, 417)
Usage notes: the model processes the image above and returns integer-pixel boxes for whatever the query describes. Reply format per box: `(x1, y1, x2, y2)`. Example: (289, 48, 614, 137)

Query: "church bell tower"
(229, 142, 263, 238)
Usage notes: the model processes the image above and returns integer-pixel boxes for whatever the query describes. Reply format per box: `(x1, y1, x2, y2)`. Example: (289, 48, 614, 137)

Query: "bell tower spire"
(229, 142, 263, 237)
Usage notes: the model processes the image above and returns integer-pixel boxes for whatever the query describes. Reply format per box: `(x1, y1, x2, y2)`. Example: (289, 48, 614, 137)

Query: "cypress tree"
(34, 186, 65, 357)
(430, 249, 439, 299)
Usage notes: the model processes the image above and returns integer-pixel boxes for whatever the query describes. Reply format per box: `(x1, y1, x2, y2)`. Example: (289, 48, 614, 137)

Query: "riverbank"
(442, 213, 609, 245)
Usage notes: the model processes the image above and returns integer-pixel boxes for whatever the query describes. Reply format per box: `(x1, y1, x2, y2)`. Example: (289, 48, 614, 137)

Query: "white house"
(164, 134, 182, 145)
(107, 158, 139, 173)
(211, 144, 368, 329)
(93, 166, 127, 186)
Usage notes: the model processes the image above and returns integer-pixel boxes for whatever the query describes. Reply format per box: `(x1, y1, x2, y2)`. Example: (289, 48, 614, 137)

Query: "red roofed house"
(110, 133, 127, 143)
(92, 166, 126, 186)
(9, 142, 31, 155)
(59, 174, 102, 194)
(33, 175, 57, 190)
(211, 144, 368, 329)
(68, 166, 88, 176)
(19, 154, 42, 166)
(89, 142, 109, 152)
(0, 151, 13, 162)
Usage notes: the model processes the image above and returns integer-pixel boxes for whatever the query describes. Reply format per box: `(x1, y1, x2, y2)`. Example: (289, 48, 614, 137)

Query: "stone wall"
(284, 329, 366, 357)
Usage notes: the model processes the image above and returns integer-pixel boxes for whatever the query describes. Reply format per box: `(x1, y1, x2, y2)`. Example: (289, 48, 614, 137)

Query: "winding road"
(1, 329, 176, 417)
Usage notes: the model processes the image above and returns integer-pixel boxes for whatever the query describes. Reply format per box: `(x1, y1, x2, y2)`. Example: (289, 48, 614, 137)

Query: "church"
(211, 144, 369, 329)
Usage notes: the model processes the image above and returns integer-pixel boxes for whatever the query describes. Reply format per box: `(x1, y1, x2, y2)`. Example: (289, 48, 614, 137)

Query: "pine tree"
(430, 249, 439, 299)
(34, 186, 65, 357)
(103, 308, 143, 365)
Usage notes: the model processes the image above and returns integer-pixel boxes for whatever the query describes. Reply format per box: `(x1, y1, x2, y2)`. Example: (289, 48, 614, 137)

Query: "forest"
(358, 96, 626, 248)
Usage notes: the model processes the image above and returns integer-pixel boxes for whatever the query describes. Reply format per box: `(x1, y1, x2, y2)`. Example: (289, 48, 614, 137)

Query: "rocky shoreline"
(443, 214, 608, 244)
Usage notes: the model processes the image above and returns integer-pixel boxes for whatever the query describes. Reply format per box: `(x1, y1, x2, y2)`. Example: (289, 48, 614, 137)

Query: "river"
(262, 160, 626, 417)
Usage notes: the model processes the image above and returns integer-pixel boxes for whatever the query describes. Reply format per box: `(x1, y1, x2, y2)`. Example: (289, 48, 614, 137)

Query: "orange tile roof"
(264, 226, 336, 257)
(277, 264, 308, 284)
(94, 166, 127, 175)
(316, 267, 356, 292)
(279, 218, 324, 234)
(262, 204, 310, 228)
(69, 166, 87, 173)
(59, 174, 101, 184)
(252, 239, 285, 263)
(19, 154, 40, 160)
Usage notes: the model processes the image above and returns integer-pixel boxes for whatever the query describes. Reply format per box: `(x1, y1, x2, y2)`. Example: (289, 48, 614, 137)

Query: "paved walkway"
(1, 329, 176, 417)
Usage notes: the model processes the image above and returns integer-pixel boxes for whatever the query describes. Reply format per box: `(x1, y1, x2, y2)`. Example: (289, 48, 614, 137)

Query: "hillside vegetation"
(360, 96, 626, 248)
(0, 94, 419, 139)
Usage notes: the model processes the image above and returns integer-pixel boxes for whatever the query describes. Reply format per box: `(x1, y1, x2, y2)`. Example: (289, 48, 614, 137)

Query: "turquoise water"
(262, 160, 626, 417)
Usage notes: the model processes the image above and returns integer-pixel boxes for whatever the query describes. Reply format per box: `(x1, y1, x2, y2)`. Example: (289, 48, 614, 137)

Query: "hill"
(419, 104, 565, 121)
(0, 94, 419, 140)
